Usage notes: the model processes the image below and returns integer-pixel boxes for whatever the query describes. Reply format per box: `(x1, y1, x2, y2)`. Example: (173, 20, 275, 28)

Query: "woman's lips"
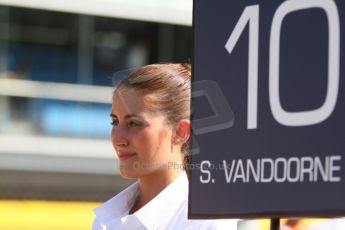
(118, 151, 136, 161)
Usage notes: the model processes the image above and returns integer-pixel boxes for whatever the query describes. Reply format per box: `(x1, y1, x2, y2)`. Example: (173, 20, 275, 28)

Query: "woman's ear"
(173, 119, 190, 145)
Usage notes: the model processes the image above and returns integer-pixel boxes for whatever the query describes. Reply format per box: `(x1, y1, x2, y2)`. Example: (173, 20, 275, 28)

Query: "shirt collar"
(94, 181, 140, 223)
(94, 172, 188, 229)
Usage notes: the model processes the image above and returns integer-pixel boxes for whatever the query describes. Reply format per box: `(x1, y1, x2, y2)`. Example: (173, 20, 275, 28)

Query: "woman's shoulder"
(174, 216, 238, 230)
(167, 199, 238, 230)
(205, 219, 239, 229)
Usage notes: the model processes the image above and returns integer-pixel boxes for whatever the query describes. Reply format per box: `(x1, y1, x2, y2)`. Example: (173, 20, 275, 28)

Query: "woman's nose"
(111, 126, 128, 147)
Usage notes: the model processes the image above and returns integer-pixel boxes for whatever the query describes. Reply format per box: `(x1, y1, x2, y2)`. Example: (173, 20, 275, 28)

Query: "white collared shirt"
(93, 172, 238, 230)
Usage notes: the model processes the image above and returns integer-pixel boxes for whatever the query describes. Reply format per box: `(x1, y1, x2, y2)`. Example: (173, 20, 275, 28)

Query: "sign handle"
(270, 218, 280, 230)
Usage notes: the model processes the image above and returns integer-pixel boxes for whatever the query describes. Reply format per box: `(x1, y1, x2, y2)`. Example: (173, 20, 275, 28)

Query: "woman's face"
(111, 88, 176, 179)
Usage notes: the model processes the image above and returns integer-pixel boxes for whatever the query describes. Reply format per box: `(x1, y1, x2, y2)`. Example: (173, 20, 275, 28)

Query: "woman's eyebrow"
(110, 113, 143, 119)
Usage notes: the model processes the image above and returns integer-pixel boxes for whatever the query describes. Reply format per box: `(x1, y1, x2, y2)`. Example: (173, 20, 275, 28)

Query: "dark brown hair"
(114, 63, 191, 170)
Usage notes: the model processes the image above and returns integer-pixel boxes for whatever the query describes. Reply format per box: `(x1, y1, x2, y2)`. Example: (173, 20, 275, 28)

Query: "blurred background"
(0, 0, 192, 229)
(0, 0, 343, 230)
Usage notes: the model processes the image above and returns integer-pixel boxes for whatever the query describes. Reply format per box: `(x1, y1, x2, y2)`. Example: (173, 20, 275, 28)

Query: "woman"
(93, 63, 237, 229)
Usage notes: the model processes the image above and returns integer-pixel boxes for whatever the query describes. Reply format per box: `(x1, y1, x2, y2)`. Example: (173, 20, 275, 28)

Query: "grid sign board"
(189, 0, 345, 218)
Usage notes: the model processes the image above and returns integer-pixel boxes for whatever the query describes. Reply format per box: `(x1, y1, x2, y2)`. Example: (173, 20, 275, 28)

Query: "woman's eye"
(110, 120, 119, 126)
(128, 121, 142, 127)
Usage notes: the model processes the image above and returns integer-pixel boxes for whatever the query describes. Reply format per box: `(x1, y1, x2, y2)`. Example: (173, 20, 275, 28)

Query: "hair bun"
(180, 63, 191, 77)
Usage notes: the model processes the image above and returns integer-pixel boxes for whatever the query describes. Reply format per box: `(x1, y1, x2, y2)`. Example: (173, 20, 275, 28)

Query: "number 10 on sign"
(225, 0, 340, 129)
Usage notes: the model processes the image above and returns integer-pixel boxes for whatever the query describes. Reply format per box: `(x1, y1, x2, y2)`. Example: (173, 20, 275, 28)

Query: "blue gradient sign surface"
(189, 0, 345, 218)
